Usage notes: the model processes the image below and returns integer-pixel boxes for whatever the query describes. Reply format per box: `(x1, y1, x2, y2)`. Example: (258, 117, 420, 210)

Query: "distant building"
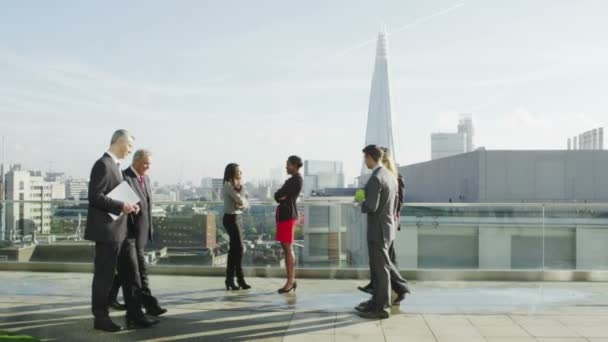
(152, 191, 177, 203)
(5, 166, 53, 238)
(569, 127, 604, 150)
(150, 213, 217, 249)
(303, 160, 345, 198)
(44, 172, 65, 182)
(312, 188, 357, 197)
(431, 132, 467, 160)
(301, 203, 347, 266)
(65, 179, 88, 200)
(200, 178, 224, 201)
(359, 29, 397, 186)
(457, 113, 475, 153)
(401, 149, 608, 203)
(49, 182, 66, 200)
(431, 114, 475, 160)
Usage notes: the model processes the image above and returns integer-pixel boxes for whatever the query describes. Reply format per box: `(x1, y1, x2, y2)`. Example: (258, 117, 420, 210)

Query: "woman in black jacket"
(274, 155, 303, 294)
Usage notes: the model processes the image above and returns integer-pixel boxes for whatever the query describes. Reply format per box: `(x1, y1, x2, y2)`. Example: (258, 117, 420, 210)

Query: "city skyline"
(1, 1, 607, 184)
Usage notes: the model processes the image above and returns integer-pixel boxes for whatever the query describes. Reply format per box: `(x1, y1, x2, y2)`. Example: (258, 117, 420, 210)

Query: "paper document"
(107, 181, 140, 221)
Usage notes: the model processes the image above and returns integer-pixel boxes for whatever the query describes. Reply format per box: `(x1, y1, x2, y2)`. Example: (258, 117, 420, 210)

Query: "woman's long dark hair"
(223, 163, 240, 184)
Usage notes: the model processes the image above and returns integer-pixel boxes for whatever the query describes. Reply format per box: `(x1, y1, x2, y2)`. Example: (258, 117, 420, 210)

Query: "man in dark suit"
(108, 149, 167, 316)
(84, 129, 159, 332)
(355, 145, 409, 319)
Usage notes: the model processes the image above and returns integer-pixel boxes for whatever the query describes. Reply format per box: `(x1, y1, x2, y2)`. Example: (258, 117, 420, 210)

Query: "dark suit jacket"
(396, 173, 405, 231)
(123, 167, 153, 249)
(361, 166, 398, 244)
(274, 173, 303, 222)
(84, 153, 128, 242)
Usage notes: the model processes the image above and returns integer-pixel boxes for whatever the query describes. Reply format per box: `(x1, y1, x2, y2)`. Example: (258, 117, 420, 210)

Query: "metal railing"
(0, 200, 607, 280)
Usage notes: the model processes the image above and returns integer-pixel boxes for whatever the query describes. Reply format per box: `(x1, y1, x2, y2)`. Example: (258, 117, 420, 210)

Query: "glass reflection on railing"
(0, 200, 607, 270)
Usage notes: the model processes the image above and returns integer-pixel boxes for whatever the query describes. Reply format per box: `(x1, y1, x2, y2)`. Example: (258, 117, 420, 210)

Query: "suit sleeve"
(88, 160, 123, 215)
(361, 176, 381, 214)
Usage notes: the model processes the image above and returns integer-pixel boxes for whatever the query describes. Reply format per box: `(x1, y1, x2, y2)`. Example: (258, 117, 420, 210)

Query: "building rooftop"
(2, 271, 608, 341)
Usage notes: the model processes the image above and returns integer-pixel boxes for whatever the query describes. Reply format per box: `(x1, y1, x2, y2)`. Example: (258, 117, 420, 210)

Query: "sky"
(1, 0, 607, 185)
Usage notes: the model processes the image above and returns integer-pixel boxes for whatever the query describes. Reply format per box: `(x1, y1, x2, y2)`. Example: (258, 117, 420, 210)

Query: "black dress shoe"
(146, 306, 168, 317)
(358, 309, 390, 319)
(354, 301, 372, 313)
(94, 318, 124, 332)
(357, 283, 373, 295)
(225, 279, 240, 291)
(126, 316, 159, 329)
(109, 300, 126, 311)
(393, 291, 407, 306)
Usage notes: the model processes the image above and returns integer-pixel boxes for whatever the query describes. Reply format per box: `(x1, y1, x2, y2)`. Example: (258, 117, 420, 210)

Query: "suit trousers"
(368, 240, 410, 294)
(368, 240, 409, 311)
(92, 239, 143, 319)
(108, 246, 160, 310)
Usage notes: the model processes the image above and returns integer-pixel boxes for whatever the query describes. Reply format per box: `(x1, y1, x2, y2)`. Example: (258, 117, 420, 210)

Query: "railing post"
(542, 204, 546, 270)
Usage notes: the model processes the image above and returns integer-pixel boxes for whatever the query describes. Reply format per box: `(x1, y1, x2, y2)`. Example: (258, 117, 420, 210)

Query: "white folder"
(107, 181, 140, 221)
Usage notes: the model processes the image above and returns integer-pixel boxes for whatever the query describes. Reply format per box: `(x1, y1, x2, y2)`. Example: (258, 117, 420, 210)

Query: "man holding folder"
(84, 129, 158, 332)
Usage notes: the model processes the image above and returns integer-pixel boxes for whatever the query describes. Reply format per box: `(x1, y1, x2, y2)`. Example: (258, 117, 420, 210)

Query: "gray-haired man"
(108, 149, 166, 316)
(84, 130, 158, 332)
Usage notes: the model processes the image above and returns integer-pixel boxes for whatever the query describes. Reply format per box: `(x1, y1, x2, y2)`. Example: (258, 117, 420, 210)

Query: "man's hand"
(122, 202, 136, 215)
(133, 204, 141, 215)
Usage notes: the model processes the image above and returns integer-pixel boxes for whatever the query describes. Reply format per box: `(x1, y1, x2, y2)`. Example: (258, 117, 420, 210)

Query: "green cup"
(354, 189, 365, 203)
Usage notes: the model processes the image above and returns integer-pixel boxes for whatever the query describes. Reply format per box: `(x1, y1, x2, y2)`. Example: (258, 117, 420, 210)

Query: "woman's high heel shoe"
(237, 277, 251, 290)
(225, 279, 240, 291)
(278, 282, 297, 294)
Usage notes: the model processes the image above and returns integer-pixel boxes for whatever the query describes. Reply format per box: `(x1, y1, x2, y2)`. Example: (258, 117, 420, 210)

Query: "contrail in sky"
(333, 2, 466, 58)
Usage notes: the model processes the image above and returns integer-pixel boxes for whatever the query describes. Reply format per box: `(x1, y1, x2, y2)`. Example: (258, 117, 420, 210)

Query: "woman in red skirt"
(274, 155, 303, 293)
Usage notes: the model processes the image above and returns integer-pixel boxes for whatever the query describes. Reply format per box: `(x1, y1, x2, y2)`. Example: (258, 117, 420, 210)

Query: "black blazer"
(274, 173, 303, 222)
(84, 153, 128, 242)
(123, 167, 153, 248)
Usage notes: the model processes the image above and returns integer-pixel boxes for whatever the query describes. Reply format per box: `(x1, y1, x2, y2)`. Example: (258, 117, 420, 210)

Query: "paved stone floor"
(2, 271, 608, 341)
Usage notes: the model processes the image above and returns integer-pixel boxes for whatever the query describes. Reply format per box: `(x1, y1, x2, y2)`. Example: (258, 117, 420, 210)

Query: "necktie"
(139, 176, 145, 191)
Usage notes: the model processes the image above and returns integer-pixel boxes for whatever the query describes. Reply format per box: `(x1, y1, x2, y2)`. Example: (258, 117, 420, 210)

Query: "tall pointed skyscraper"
(360, 29, 396, 179)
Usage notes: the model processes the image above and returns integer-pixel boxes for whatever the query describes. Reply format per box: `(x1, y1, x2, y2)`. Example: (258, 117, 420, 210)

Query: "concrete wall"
(401, 150, 608, 203)
(401, 151, 480, 203)
(30, 244, 95, 262)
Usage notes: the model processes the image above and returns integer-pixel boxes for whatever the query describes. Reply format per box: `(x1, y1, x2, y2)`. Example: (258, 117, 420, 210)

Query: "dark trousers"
(108, 246, 160, 310)
(368, 241, 409, 294)
(223, 214, 244, 279)
(368, 240, 409, 311)
(92, 239, 143, 319)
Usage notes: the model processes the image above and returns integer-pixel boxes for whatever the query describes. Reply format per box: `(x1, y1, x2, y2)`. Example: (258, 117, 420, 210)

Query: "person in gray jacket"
(222, 163, 251, 291)
(355, 145, 409, 319)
